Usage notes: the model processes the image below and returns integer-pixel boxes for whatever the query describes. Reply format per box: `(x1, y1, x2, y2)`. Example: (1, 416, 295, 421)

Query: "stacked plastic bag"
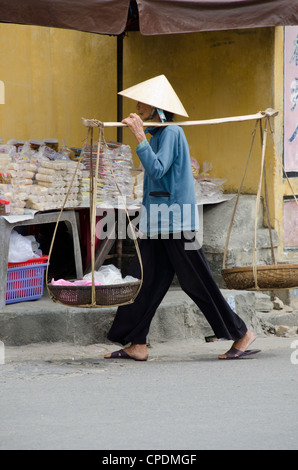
(99, 143, 134, 205)
(0, 138, 137, 214)
(0, 144, 14, 170)
(81, 142, 134, 207)
(5, 159, 38, 215)
(0, 140, 84, 214)
(51, 264, 138, 286)
(31, 159, 82, 211)
(8, 230, 42, 263)
(78, 170, 103, 207)
(131, 169, 144, 202)
(0, 143, 38, 215)
(191, 159, 227, 203)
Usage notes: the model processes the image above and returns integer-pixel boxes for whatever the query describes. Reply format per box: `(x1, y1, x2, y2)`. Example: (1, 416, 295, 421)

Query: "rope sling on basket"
(46, 123, 143, 308)
(221, 111, 298, 291)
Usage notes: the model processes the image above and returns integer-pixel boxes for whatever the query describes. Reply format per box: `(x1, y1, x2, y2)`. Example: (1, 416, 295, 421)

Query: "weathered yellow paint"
(0, 23, 117, 146)
(122, 28, 294, 261)
(272, 27, 287, 259)
(0, 25, 278, 188)
(0, 80, 4, 104)
(123, 29, 275, 196)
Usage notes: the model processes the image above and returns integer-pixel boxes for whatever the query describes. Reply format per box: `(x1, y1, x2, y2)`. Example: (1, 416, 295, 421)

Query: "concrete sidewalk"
(0, 286, 297, 346)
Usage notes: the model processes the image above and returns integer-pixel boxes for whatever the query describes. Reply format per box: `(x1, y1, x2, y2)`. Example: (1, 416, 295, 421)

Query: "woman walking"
(105, 75, 260, 361)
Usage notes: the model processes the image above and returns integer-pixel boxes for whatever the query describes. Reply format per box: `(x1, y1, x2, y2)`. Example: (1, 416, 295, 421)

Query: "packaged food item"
(59, 144, 75, 160)
(33, 159, 82, 209)
(22, 171, 35, 180)
(193, 161, 227, 202)
(0, 138, 84, 212)
(27, 185, 48, 194)
(131, 169, 144, 200)
(37, 167, 63, 177)
(81, 142, 134, 206)
(0, 172, 11, 184)
(0, 198, 10, 215)
(70, 147, 82, 160)
(191, 158, 200, 178)
(18, 142, 35, 161)
(43, 139, 59, 152)
(36, 173, 60, 183)
(0, 144, 16, 171)
(41, 160, 68, 171)
(15, 141, 26, 152)
(29, 139, 43, 151)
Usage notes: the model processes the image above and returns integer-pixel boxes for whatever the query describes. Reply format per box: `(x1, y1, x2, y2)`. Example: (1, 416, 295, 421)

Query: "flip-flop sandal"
(105, 349, 148, 361)
(219, 346, 261, 360)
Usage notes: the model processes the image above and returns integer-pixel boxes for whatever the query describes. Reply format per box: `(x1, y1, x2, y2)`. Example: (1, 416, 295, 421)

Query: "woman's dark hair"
(164, 111, 174, 122)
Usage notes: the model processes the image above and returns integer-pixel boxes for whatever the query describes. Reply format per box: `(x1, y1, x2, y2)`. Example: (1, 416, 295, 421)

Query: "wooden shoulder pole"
(82, 109, 278, 129)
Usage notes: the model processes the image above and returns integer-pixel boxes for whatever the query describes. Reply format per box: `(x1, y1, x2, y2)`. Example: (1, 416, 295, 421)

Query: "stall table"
(0, 210, 83, 309)
(0, 205, 142, 309)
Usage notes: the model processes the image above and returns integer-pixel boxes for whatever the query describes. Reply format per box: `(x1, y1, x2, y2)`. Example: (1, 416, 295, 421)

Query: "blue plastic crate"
(6, 263, 48, 305)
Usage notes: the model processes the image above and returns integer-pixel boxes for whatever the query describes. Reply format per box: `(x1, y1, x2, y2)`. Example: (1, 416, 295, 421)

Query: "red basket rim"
(8, 255, 49, 269)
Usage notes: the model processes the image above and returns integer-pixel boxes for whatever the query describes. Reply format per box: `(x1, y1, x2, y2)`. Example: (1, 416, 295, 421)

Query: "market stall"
(0, 111, 246, 308)
(0, 135, 144, 307)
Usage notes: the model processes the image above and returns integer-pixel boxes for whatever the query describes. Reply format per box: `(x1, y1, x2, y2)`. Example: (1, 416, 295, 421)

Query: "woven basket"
(48, 281, 142, 307)
(222, 264, 298, 290)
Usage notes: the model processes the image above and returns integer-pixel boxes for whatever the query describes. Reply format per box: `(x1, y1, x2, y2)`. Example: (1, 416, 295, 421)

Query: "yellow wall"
(0, 23, 118, 146)
(121, 29, 293, 259)
(122, 29, 276, 196)
(0, 25, 277, 193)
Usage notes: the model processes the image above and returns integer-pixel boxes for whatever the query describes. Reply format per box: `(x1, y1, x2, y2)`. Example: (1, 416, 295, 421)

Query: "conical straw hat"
(118, 75, 189, 118)
(0, 81, 4, 105)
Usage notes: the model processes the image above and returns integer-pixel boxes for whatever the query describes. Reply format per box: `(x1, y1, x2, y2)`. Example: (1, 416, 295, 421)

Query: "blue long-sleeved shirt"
(136, 125, 199, 236)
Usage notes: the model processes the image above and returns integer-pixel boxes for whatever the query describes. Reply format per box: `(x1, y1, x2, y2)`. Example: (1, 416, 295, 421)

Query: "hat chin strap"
(157, 109, 166, 122)
(150, 107, 166, 122)
(149, 107, 157, 120)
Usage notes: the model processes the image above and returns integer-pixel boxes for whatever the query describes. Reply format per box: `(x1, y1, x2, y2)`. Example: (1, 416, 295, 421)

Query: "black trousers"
(107, 233, 247, 345)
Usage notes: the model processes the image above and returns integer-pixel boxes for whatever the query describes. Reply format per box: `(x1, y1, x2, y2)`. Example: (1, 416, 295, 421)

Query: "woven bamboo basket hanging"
(221, 112, 298, 291)
(46, 123, 143, 308)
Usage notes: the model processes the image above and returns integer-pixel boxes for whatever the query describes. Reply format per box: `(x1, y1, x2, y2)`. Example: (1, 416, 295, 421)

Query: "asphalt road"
(0, 337, 297, 451)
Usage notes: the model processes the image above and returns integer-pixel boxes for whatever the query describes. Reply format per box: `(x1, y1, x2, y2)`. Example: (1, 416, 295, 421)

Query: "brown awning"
(0, 0, 297, 35)
(137, 0, 298, 35)
(0, 0, 131, 35)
